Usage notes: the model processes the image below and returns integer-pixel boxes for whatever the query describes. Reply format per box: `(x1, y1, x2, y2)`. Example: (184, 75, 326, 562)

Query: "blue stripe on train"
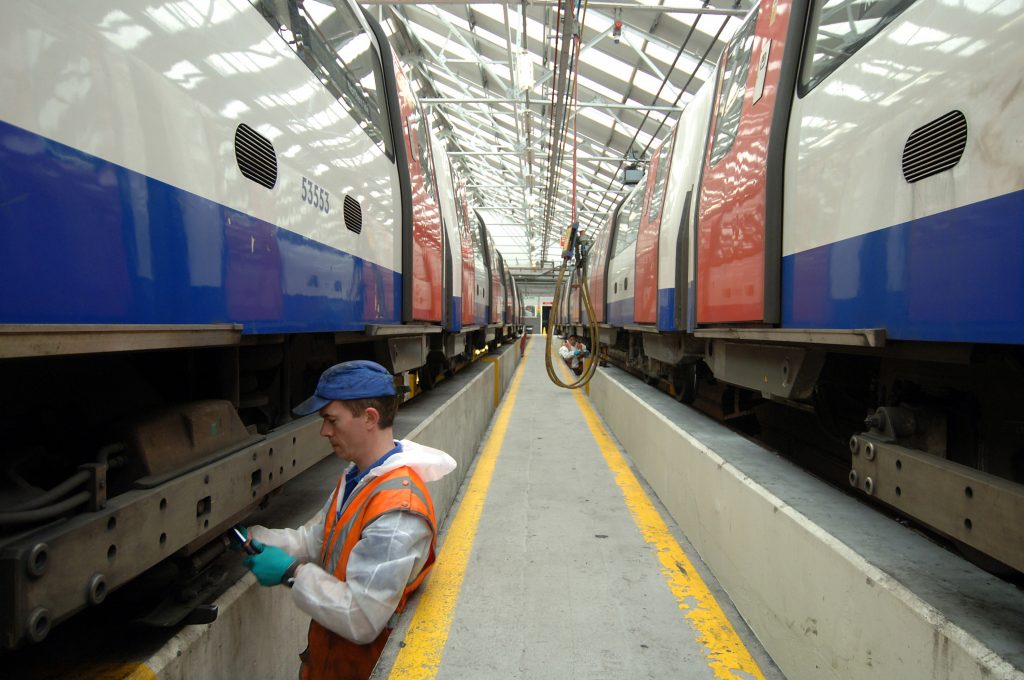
(0, 119, 401, 333)
(657, 288, 676, 331)
(449, 297, 462, 332)
(781, 189, 1024, 344)
(606, 297, 635, 326)
(652, 191, 1024, 342)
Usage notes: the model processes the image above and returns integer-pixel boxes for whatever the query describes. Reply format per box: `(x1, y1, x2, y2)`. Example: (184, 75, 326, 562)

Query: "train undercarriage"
(557, 323, 1024, 578)
(0, 322, 519, 649)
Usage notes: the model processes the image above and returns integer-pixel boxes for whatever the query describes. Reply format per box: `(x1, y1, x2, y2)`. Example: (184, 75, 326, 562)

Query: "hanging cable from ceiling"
(544, 0, 600, 390)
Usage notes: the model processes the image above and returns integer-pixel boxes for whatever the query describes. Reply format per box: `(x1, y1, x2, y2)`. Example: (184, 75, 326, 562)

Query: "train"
(0, 0, 522, 648)
(555, 0, 1024, 575)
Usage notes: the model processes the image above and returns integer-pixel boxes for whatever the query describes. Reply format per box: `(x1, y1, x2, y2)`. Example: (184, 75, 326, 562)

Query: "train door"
(486, 230, 502, 325)
(568, 267, 581, 326)
(695, 0, 808, 325)
(655, 82, 715, 332)
(606, 187, 644, 325)
(394, 63, 443, 323)
(502, 261, 513, 324)
(472, 212, 489, 325)
(453, 172, 476, 327)
(586, 211, 615, 323)
(431, 129, 461, 332)
(635, 136, 674, 323)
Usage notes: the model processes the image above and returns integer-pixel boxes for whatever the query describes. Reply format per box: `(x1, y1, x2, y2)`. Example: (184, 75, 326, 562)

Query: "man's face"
(318, 401, 367, 462)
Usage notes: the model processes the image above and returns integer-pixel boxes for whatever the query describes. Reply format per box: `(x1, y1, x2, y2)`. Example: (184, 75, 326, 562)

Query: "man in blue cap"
(239, 360, 456, 679)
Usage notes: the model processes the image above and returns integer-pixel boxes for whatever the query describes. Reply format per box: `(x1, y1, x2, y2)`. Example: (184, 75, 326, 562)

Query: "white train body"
(572, 0, 1024, 574)
(0, 0, 523, 649)
(1, 0, 402, 330)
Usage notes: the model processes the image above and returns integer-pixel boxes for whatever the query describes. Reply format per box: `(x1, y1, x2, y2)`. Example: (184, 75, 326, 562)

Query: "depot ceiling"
(366, 0, 749, 267)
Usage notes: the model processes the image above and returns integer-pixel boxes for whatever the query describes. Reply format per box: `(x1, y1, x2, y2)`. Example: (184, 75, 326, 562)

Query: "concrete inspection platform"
(9, 341, 523, 680)
(373, 337, 782, 680)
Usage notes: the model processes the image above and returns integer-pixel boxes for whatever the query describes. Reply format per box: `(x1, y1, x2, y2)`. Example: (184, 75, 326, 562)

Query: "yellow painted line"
(389, 342, 532, 680)
(28, 662, 158, 680)
(89, 665, 158, 680)
(553, 352, 764, 680)
(479, 356, 501, 407)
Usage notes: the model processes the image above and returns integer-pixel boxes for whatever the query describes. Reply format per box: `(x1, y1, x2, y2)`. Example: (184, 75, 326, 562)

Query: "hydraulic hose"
(0, 491, 91, 526)
(543, 14, 599, 390)
(544, 227, 600, 389)
(5, 469, 91, 512)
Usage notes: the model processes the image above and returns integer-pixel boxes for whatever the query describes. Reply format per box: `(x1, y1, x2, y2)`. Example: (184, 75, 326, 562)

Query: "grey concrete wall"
(589, 367, 1024, 680)
(404, 342, 523, 527)
(146, 343, 523, 679)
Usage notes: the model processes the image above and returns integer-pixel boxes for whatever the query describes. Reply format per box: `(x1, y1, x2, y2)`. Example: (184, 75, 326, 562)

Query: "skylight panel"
(661, 8, 740, 45)
(574, 74, 625, 104)
(433, 7, 471, 32)
(582, 52, 634, 82)
(578, 107, 617, 128)
(415, 24, 475, 62)
(631, 70, 677, 101)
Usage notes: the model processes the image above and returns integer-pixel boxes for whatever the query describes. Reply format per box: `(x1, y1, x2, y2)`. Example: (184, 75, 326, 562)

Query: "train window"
(647, 133, 675, 222)
(253, 0, 390, 155)
(799, 0, 917, 95)
(708, 7, 759, 167)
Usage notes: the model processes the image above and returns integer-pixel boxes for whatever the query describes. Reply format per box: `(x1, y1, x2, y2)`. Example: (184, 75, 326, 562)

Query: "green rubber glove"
(243, 545, 297, 586)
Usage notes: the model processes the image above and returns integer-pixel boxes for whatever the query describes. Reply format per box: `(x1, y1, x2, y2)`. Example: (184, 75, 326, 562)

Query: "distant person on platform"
(559, 335, 588, 376)
(236, 360, 456, 680)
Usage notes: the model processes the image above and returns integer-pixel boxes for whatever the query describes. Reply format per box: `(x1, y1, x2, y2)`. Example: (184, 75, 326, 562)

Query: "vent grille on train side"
(344, 195, 363, 234)
(901, 110, 967, 184)
(234, 124, 278, 189)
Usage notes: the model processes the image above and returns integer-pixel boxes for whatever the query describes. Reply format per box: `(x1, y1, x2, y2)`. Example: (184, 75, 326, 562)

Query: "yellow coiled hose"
(545, 232, 600, 389)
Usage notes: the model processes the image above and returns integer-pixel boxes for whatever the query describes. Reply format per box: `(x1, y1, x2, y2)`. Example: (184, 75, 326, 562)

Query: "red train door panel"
(696, 0, 798, 325)
(395, 63, 443, 323)
(635, 137, 673, 323)
(586, 216, 613, 323)
(454, 175, 476, 326)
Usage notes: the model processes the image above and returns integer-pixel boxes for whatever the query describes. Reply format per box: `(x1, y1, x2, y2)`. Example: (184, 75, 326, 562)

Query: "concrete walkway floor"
(375, 336, 785, 680)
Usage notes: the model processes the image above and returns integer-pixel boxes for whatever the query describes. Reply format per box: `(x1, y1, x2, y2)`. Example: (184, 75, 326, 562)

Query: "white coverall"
(559, 342, 585, 371)
(250, 440, 456, 644)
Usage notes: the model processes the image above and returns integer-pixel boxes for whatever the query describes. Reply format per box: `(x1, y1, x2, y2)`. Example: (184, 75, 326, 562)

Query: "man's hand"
(244, 545, 298, 586)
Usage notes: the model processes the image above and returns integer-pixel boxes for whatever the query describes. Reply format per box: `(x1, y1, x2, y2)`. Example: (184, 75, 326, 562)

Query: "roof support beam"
(362, 0, 746, 17)
(422, 98, 682, 112)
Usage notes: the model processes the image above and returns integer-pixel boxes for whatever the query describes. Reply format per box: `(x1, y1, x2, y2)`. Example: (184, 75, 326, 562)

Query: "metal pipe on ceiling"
(360, 0, 746, 15)
(421, 98, 683, 112)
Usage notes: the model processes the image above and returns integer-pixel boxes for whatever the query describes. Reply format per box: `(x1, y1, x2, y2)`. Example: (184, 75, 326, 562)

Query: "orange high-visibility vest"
(299, 466, 437, 680)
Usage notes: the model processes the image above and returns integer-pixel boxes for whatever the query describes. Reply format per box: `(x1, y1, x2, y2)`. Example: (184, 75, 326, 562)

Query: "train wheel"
(417, 365, 436, 391)
(673, 363, 699, 404)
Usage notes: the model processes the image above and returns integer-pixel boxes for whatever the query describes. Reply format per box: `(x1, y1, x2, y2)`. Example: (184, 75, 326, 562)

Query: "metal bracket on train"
(705, 340, 826, 401)
(78, 463, 108, 512)
(848, 434, 1024, 574)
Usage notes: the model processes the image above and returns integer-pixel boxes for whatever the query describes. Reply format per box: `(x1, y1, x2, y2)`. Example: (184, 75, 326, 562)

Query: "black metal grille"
(902, 110, 967, 184)
(234, 124, 277, 189)
(344, 195, 363, 234)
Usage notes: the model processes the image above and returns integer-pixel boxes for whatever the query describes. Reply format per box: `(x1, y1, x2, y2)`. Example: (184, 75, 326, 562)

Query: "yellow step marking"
(389, 340, 532, 680)
(552, 350, 765, 680)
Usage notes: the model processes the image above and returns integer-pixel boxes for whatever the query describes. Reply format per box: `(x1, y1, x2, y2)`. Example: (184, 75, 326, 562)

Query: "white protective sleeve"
(249, 494, 332, 563)
(256, 511, 433, 644)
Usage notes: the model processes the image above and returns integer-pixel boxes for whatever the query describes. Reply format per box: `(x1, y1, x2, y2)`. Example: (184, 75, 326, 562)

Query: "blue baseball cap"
(293, 360, 399, 416)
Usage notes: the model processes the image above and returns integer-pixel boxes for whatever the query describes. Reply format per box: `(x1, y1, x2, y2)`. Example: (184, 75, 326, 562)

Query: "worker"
(559, 335, 588, 376)
(238, 360, 456, 680)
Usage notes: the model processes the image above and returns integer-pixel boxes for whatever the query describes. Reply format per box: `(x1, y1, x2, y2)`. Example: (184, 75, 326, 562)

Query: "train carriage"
(0, 0, 520, 648)
(587, 0, 1024, 574)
